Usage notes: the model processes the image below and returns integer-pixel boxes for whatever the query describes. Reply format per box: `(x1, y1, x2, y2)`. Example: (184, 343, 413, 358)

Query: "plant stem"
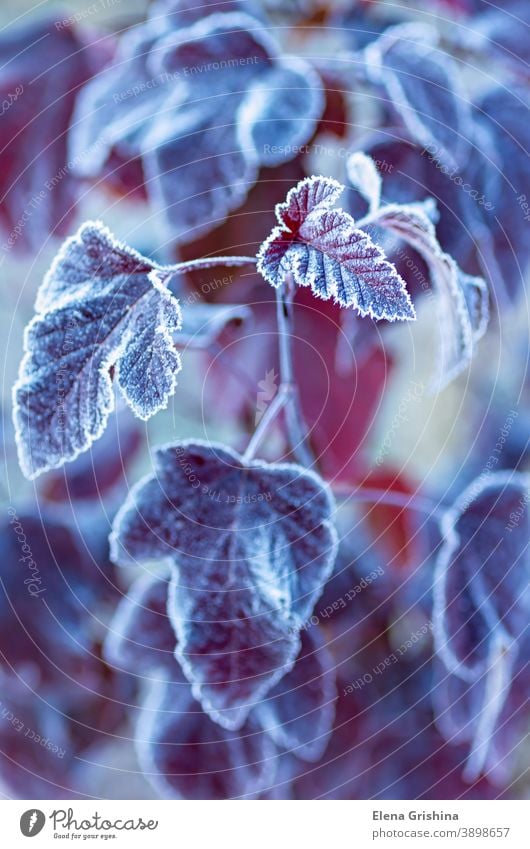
(243, 387, 289, 462)
(333, 483, 446, 521)
(276, 278, 315, 467)
(170, 256, 257, 274)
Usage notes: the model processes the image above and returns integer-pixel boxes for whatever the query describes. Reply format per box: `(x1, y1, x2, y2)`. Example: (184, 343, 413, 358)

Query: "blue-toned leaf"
(136, 679, 277, 799)
(0, 17, 99, 253)
(70, 13, 323, 244)
(13, 222, 182, 479)
(469, 0, 530, 80)
(475, 85, 530, 304)
(105, 572, 178, 675)
(242, 59, 324, 167)
(433, 472, 530, 780)
(257, 176, 415, 321)
(69, 25, 182, 178)
(256, 627, 336, 762)
(110, 440, 337, 730)
(366, 24, 473, 170)
(0, 510, 113, 679)
(370, 199, 489, 385)
(347, 151, 382, 216)
(149, 0, 263, 28)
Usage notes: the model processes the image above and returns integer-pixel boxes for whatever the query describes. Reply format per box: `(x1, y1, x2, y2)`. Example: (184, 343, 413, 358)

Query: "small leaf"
(13, 222, 182, 479)
(372, 201, 489, 385)
(476, 84, 530, 303)
(257, 176, 415, 321)
(110, 439, 338, 730)
(0, 17, 99, 252)
(0, 511, 107, 678)
(105, 572, 177, 675)
(256, 627, 336, 762)
(433, 472, 530, 780)
(347, 151, 382, 215)
(366, 23, 473, 170)
(137, 679, 277, 800)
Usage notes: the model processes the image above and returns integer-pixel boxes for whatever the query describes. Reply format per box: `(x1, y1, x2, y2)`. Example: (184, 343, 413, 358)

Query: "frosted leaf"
(433, 472, 530, 779)
(110, 440, 338, 730)
(0, 17, 98, 253)
(137, 679, 277, 800)
(242, 59, 324, 167)
(256, 628, 336, 762)
(346, 151, 382, 215)
(460, 271, 490, 343)
(105, 573, 178, 675)
(70, 13, 323, 244)
(366, 24, 473, 170)
(149, 0, 263, 28)
(257, 177, 415, 321)
(373, 201, 489, 385)
(69, 25, 183, 178)
(13, 222, 182, 479)
(476, 84, 530, 304)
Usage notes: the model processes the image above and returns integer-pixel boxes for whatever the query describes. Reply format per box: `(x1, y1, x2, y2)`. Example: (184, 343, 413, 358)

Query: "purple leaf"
(106, 576, 336, 766)
(0, 18, 99, 253)
(136, 679, 277, 799)
(110, 440, 337, 730)
(105, 572, 178, 675)
(257, 176, 415, 321)
(69, 25, 181, 180)
(149, 0, 263, 28)
(366, 24, 473, 170)
(433, 472, 530, 780)
(475, 85, 530, 303)
(469, 0, 530, 80)
(0, 510, 115, 680)
(256, 627, 336, 762)
(13, 222, 182, 479)
(370, 199, 489, 384)
(70, 13, 323, 244)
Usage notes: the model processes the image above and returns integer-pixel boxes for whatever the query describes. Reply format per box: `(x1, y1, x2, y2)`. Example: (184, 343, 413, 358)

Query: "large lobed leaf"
(110, 440, 337, 730)
(13, 222, 182, 479)
(70, 12, 323, 244)
(257, 176, 415, 321)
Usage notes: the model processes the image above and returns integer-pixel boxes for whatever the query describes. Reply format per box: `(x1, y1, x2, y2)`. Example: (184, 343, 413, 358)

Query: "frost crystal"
(13, 222, 182, 478)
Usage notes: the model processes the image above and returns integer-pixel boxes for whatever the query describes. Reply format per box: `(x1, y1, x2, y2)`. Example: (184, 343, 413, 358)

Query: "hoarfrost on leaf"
(366, 24, 473, 171)
(13, 222, 182, 479)
(370, 200, 489, 385)
(70, 12, 323, 244)
(110, 439, 338, 730)
(433, 472, 530, 781)
(347, 151, 382, 215)
(257, 176, 416, 322)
